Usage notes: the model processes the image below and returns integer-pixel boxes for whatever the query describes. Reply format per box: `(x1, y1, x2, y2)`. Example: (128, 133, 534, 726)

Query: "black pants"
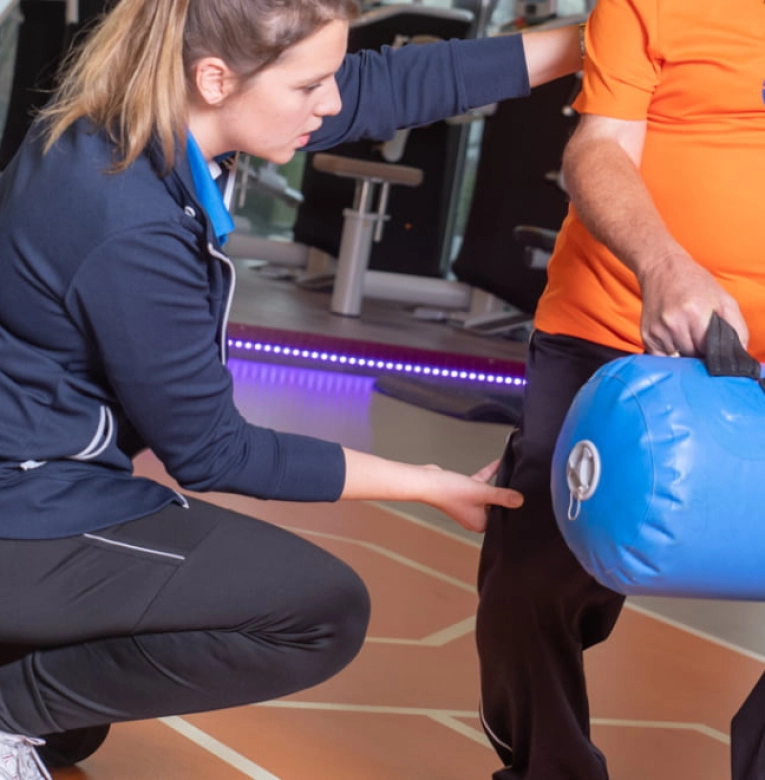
(476, 331, 628, 779)
(476, 330, 765, 779)
(0, 498, 370, 736)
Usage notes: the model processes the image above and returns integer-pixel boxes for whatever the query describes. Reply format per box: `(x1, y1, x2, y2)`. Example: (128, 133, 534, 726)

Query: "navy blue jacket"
(0, 35, 529, 538)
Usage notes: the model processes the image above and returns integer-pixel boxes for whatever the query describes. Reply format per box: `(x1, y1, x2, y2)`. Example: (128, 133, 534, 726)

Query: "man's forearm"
(563, 134, 685, 281)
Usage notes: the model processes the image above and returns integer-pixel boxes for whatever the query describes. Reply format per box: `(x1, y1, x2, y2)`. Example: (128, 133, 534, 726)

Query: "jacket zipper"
(207, 241, 236, 365)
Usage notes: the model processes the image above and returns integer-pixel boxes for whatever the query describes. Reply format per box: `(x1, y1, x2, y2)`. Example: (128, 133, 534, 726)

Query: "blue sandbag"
(551, 352, 765, 599)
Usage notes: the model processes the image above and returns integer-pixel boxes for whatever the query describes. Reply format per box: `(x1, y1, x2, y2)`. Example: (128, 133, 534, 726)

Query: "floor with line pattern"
(48, 345, 765, 779)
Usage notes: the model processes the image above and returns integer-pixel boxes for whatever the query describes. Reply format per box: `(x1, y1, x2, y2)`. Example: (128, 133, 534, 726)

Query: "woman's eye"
(302, 83, 322, 93)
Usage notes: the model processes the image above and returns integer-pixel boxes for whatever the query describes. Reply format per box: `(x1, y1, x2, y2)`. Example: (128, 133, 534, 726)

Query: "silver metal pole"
(65, 0, 79, 26)
(330, 180, 378, 317)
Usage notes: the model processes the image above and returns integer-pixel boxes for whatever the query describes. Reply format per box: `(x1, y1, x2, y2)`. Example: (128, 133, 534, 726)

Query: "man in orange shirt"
(476, 1, 765, 778)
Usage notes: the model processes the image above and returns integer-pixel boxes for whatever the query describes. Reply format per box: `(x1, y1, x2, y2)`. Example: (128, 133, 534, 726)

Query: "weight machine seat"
(310, 153, 425, 317)
(312, 153, 423, 188)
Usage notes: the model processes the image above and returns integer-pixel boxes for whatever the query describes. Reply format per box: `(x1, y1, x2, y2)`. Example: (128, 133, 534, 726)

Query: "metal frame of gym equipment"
(0, 0, 19, 27)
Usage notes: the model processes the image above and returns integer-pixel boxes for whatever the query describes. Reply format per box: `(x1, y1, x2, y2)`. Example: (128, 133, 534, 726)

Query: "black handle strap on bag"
(704, 312, 763, 386)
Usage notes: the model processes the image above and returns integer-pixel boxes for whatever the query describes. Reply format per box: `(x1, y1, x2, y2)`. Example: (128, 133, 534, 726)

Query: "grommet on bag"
(565, 440, 601, 521)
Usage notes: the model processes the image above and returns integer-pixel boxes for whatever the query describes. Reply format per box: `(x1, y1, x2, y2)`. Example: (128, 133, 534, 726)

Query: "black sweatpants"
(0, 498, 370, 737)
(476, 330, 765, 779)
(476, 331, 628, 779)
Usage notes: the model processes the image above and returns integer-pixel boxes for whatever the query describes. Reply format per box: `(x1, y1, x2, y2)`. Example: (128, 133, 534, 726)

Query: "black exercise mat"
(374, 375, 524, 424)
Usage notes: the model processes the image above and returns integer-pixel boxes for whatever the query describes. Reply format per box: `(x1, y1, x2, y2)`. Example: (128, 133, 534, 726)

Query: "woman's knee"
(251, 551, 370, 682)
(315, 558, 371, 672)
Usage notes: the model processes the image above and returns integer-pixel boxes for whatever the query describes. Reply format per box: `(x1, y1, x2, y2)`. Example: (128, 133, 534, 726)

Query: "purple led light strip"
(227, 337, 527, 387)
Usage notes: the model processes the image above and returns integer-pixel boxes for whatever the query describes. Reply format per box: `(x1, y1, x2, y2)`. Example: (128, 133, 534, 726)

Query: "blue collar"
(185, 132, 235, 246)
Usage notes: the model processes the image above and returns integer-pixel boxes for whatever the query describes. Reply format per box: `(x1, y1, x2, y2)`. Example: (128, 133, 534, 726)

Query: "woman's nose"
(317, 78, 342, 117)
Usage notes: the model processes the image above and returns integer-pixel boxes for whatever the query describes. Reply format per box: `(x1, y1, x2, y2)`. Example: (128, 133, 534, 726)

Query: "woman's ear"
(193, 57, 235, 107)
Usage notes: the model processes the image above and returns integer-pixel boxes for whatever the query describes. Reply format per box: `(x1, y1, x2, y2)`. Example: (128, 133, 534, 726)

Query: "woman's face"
(207, 19, 348, 164)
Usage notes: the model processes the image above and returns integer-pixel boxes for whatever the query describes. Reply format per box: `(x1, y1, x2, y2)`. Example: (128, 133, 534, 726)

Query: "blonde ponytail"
(41, 0, 359, 173)
(42, 0, 191, 172)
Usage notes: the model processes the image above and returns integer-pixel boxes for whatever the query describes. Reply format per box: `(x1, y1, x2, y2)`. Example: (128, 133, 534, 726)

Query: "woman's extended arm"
(521, 23, 584, 88)
(312, 22, 582, 150)
(340, 447, 523, 533)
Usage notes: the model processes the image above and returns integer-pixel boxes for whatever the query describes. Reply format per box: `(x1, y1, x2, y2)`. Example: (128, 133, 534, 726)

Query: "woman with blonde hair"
(0, 0, 582, 776)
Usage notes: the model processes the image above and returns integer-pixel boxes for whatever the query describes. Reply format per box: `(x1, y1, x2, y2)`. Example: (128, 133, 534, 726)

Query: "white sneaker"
(0, 733, 52, 780)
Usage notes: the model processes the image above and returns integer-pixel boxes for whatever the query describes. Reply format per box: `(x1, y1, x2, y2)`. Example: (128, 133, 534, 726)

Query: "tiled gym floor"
(50, 346, 765, 779)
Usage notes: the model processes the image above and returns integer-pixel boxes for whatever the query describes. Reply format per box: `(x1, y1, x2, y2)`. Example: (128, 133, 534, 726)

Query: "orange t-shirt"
(534, 0, 765, 360)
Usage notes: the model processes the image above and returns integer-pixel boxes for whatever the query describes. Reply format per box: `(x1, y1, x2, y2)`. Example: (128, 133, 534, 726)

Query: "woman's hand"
(420, 459, 523, 533)
(341, 449, 523, 533)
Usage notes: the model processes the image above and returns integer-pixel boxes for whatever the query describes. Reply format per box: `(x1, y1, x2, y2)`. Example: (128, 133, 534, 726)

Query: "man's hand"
(637, 250, 748, 356)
